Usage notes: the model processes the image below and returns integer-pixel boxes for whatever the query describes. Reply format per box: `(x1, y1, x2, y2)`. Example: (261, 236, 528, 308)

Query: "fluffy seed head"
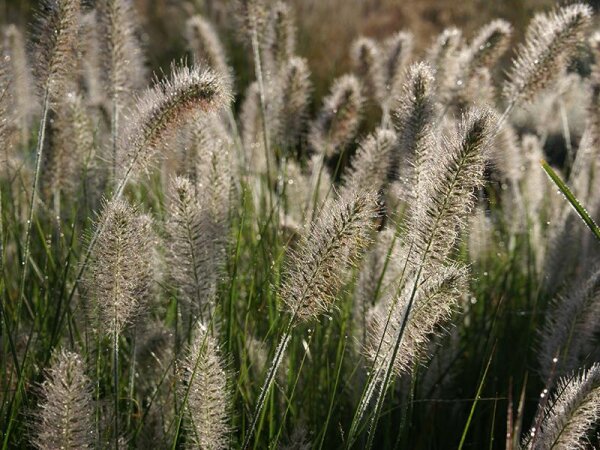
(179, 323, 231, 450)
(118, 63, 231, 182)
(353, 227, 405, 343)
(350, 37, 385, 104)
(42, 93, 95, 201)
(342, 128, 398, 196)
(542, 209, 586, 297)
(570, 127, 600, 204)
(188, 117, 236, 216)
(365, 264, 468, 376)
(427, 27, 462, 66)
(235, 0, 270, 42)
(279, 189, 379, 322)
(392, 62, 437, 200)
(273, 56, 312, 153)
(186, 15, 233, 92)
(587, 32, 600, 149)
(489, 123, 523, 188)
(426, 27, 462, 98)
(166, 176, 215, 316)
(382, 31, 414, 100)
(97, 0, 146, 105)
(263, 1, 296, 71)
(520, 134, 546, 216)
(33, 0, 80, 99)
(239, 80, 278, 174)
(31, 349, 94, 450)
(309, 74, 364, 158)
(2, 25, 36, 134)
(0, 53, 13, 156)
(408, 107, 495, 266)
(503, 4, 592, 104)
(539, 266, 600, 380)
(525, 364, 600, 449)
(463, 19, 512, 77)
(78, 12, 104, 106)
(166, 172, 231, 322)
(86, 198, 154, 335)
(240, 81, 262, 150)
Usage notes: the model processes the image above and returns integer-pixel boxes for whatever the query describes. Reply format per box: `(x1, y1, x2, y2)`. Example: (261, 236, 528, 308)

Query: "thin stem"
(365, 265, 424, 450)
(242, 316, 294, 450)
(113, 327, 120, 450)
(317, 331, 347, 450)
(251, 26, 274, 211)
(111, 97, 120, 189)
(18, 87, 50, 325)
(126, 327, 137, 430)
(541, 160, 600, 241)
(559, 100, 573, 173)
(457, 345, 495, 450)
(270, 332, 314, 449)
(346, 240, 414, 448)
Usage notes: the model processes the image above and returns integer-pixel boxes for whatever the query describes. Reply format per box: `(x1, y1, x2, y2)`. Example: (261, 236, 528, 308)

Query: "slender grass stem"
(18, 88, 50, 326)
(111, 97, 120, 188)
(242, 316, 294, 450)
(541, 160, 600, 241)
(250, 27, 273, 211)
(271, 332, 313, 449)
(458, 345, 495, 450)
(113, 327, 120, 450)
(317, 332, 347, 450)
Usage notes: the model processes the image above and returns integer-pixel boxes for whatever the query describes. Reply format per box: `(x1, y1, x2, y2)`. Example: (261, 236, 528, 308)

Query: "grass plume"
(178, 323, 231, 450)
(31, 349, 94, 450)
(117, 63, 230, 193)
(279, 188, 380, 321)
(503, 3, 592, 105)
(186, 15, 233, 92)
(309, 74, 364, 158)
(524, 364, 600, 449)
(86, 198, 154, 334)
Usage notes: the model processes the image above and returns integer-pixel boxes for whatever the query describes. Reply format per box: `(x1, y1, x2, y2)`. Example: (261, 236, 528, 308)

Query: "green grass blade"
(541, 160, 600, 241)
(458, 344, 495, 450)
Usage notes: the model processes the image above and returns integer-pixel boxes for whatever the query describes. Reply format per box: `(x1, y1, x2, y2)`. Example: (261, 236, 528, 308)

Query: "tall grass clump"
(20, 0, 80, 318)
(0, 1, 599, 449)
